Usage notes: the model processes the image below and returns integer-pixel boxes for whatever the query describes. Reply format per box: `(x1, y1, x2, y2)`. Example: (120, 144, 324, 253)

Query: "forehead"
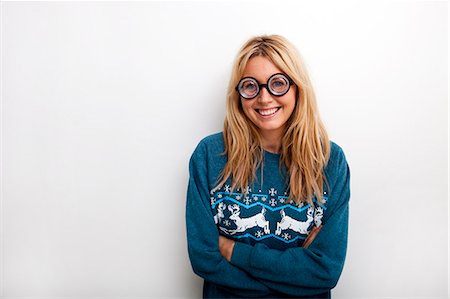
(242, 56, 283, 81)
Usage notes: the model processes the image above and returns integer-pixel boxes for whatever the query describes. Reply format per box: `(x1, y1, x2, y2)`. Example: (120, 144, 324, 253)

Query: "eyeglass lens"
(237, 73, 291, 99)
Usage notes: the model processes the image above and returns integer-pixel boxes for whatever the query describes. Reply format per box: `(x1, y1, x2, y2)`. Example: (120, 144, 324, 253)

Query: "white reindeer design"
(227, 204, 270, 235)
(213, 202, 226, 224)
(314, 206, 324, 227)
(275, 206, 314, 235)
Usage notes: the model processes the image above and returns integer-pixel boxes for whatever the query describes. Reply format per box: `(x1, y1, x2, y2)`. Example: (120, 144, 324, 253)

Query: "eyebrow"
(241, 73, 285, 81)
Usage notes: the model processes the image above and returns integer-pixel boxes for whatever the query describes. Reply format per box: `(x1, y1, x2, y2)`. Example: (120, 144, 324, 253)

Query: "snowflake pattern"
(224, 185, 231, 193)
(243, 197, 252, 205)
(236, 195, 241, 200)
(279, 197, 286, 203)
(223, 220, 231, 227)
(269, 188, 277, 196)
(217, 193, 223, 199)
(253, 195, 259, 201)
(261, 196, 267, 202)
(269, 198, 277, 207)
(255, 230, 264, 238)
(282, 232, 291, 240)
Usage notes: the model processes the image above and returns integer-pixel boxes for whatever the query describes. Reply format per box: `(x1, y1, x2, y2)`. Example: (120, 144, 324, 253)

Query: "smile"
(256, 107, 280, 116)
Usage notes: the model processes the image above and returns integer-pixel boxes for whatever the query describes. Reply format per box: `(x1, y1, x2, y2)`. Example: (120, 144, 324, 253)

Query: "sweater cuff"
(230, 241, 253, 270)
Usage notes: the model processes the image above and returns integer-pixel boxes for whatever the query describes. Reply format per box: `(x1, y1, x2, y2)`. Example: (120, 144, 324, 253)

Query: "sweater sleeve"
(185, 142, 271, 297)
(229, 149, 351, 297)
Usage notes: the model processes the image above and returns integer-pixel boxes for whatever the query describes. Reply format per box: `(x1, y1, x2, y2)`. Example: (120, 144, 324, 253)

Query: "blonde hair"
(216, 35, 330, 206)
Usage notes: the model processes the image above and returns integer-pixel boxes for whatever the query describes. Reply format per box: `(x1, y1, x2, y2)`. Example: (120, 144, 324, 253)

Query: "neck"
(260, 130, 283, 154)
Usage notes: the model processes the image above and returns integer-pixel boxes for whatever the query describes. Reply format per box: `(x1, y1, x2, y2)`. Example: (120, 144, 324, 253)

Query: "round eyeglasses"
(235, 73, 294, 100)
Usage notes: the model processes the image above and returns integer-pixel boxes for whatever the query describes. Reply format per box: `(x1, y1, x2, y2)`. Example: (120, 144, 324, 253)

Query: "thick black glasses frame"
(235, 73, 294, 100)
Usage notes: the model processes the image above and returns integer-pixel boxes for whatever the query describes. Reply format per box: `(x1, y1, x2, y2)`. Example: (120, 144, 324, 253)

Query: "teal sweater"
(186, 133, 350, 298)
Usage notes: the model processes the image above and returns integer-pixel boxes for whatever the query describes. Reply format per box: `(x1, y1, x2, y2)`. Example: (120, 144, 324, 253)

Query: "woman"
(186, 35, 350, 298)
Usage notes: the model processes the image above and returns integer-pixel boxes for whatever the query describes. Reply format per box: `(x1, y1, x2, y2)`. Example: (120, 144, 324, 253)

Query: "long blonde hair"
(216, 35, 331, 206)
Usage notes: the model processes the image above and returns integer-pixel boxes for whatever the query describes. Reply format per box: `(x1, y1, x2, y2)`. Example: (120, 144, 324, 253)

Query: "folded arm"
(227, 155, 351, 297)
(186, 146, 270, 297)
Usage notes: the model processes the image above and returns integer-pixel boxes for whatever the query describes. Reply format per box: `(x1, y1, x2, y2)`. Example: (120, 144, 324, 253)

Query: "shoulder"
(190, 132, 226, 164)
(325, 141, 350, 185)
(197, 132, 225, 149)
(329, 141, 348, 165)
(192, 132, 225, 155)
(189, 132, 227, 185)
(320, 141, 351, 219)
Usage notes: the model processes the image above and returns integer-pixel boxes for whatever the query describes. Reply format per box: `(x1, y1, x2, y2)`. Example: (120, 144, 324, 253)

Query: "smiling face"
(239, 56, 297, 143)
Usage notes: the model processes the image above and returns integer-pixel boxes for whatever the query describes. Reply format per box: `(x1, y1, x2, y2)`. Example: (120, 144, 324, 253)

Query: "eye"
(270, 76, 289, 93)
(272, 79, 286, 87)
(242, 80, 257, 92)
(238, 78, 259, 98)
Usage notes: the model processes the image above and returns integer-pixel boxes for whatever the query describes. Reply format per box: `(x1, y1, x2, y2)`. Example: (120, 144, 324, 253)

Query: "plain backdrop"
(1, 1, 448, 298)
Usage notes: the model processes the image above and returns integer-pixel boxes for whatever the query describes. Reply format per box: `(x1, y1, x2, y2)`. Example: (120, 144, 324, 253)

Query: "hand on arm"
(219, 235, 235, 262)
(302, 225, 323, 248)
(219, 225, 321, 261)
(226, 153, 351, 297)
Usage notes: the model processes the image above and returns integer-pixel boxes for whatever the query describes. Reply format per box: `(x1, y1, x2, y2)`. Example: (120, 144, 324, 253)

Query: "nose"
(257, 86, 272, 104)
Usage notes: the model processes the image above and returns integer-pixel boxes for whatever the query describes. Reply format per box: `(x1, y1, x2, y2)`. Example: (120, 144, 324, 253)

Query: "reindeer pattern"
(211, 185, 326, 244)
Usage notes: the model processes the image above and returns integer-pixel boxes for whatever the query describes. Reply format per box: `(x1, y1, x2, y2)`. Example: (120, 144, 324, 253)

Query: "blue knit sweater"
(186, 132, 350, 298)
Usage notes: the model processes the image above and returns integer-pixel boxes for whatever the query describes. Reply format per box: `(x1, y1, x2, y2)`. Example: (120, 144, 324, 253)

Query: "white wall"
(1, 1, 448, 298)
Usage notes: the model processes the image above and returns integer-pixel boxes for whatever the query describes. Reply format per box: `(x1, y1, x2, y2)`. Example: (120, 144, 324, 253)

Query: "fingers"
(302, 225, 323, 248)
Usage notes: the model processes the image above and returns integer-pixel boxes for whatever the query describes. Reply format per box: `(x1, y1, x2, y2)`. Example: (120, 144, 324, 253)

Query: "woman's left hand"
(219, 235, 235, 262)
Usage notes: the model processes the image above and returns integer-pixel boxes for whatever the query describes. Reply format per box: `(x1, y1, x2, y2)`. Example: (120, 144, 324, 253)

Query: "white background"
(1, 1, 448, 298)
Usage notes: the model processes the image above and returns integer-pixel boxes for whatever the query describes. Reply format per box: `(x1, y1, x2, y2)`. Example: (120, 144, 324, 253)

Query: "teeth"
(258, 108, 279, 116)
